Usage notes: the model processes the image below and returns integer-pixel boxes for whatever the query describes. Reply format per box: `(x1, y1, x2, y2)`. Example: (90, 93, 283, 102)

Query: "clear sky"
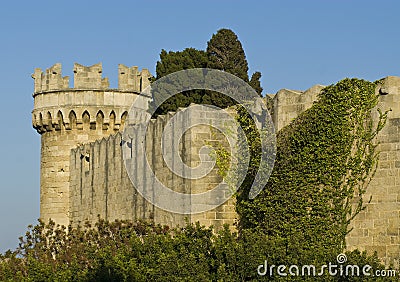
(0, 0, 399, 253)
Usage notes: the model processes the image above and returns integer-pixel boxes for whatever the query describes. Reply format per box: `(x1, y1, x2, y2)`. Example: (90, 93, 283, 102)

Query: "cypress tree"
(249, 71, 263, 96)
(206, 28, 249, 82)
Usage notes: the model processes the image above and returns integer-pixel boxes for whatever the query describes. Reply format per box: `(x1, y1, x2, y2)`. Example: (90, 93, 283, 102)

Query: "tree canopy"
(156, 48, 208, 78)
(152, 29, 263, 115)
(249, 71, 263, 96)
(153, 48, 209, 115)
(207, 28, 249, 82)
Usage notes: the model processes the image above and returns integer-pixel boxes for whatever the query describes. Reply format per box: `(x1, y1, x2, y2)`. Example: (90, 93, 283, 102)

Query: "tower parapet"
(118, 64, 152, 91)
(32, 63, 152, 226)
(73, 63, 109, 89)
(32, 62, 152, 94)
(32, 63, 69, 93)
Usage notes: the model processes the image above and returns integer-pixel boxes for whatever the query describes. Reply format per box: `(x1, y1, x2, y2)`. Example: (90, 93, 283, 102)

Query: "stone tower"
(31, 63, 152, 226)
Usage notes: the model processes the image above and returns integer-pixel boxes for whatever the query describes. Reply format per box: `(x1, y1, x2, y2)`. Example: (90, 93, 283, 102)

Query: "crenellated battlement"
(118, 64, 152, 91)
(32, 63, 152, 94)
(73, 63, 109, 89)
(32, 63, 70, 93)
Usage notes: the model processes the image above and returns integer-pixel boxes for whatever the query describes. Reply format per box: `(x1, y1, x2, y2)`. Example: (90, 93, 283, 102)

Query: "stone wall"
(346, 76, 400, 267)
(69, 105, 237, 229)
(271, 84, 324, 131)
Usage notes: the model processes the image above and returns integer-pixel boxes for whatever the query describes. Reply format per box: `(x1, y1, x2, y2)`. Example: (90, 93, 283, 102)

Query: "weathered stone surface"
(346, 76, 400, 268)
(271, 85, 324, 131)
(69, 104, 238, 228)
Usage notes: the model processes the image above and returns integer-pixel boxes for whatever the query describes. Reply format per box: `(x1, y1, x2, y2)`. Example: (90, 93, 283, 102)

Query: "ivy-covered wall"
(64, 75, 400, 268)
(265, 76, 400, 267)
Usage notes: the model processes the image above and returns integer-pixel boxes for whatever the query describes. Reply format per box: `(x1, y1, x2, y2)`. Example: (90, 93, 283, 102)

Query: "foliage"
(152, 48, 209, 115)
(152, 29, 263, 115)
(156, 48, 209, 79)
(236, 78, 388, 262)
(249, 71, 263, 96)
(0, 219, 210, 281)
(206, 28, 249, 83)
(1, 219, 394, 281)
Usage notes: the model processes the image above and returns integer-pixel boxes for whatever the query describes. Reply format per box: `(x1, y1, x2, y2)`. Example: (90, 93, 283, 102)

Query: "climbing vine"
(233, 78, 388, 262)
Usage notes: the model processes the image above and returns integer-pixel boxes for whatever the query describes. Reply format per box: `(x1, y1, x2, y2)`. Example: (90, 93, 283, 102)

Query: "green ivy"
(236, 78, 388, 263)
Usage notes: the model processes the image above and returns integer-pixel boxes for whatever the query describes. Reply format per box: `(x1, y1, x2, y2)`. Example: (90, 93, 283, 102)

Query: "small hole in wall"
(80, 153, 90, 162)
(379, 88, 389, 95)
(82, 153, 90, 171)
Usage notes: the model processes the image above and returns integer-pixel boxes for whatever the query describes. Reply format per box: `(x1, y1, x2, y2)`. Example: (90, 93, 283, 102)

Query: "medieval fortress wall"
(69, 108, 237, 229)
(271, 76, 400, 266)
(32, 63, 400, 266)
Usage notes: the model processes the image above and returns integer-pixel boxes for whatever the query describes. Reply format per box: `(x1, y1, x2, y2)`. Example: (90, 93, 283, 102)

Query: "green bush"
(0, 219, 396, 281)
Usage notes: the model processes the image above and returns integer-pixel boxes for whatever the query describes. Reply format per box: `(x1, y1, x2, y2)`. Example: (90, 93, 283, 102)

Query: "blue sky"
(0, 0, 399, 252)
